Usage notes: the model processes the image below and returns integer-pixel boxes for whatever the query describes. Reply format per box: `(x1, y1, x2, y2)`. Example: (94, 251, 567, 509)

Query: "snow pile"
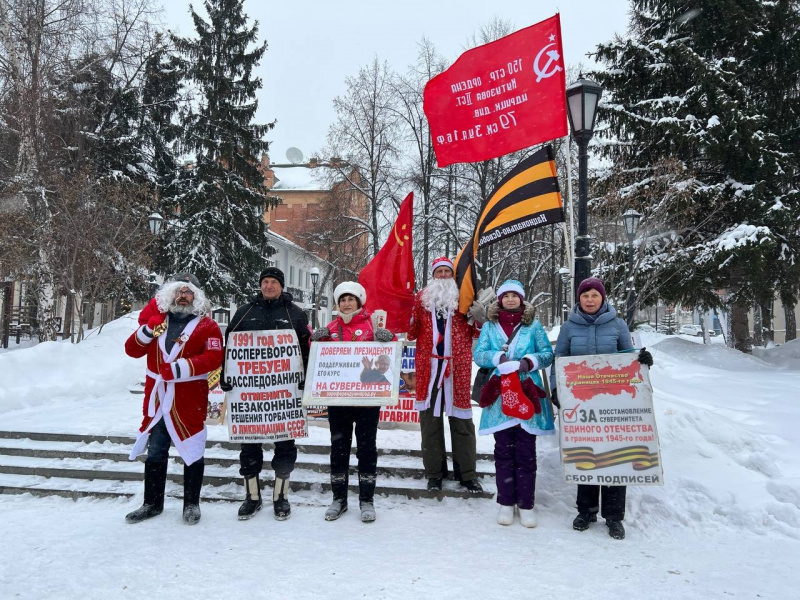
(0, 314, 142, 414)
(752, 339, 800, 370)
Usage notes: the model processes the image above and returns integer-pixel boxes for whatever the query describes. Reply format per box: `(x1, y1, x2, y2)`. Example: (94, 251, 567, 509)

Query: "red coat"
(124, 314, 224, 465)
(407, 293, 476, 418)
(322, 309, 376, 342)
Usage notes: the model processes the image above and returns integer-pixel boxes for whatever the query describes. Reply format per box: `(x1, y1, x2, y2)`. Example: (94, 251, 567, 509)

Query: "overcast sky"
(161, 1, 631, 165)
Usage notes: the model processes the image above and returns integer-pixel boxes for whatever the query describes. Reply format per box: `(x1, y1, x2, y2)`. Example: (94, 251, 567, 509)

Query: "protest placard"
(555, 353, 663, 486)
(224, 329, 308, 442)
(303, 341, 402, 407)
(379, 342, 420, 427)
(205, 367, 225, 425)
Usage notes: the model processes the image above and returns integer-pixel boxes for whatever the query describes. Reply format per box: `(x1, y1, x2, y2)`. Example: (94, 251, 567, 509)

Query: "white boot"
(519, 508, 538, 528)
(497, 504, 514, 526)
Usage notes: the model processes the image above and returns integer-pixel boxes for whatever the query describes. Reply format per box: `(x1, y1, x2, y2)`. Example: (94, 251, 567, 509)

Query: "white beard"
(169, 302, 194, 316)
(422, 278, 459, 316)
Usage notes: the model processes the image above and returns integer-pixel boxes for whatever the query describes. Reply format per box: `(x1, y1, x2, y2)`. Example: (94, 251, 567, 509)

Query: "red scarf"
(498, 309, 523, 338)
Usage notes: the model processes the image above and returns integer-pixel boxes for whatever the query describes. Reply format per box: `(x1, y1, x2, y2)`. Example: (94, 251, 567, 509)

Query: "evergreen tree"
(168, 0, 278, 300)
(591, 1, 800, 351)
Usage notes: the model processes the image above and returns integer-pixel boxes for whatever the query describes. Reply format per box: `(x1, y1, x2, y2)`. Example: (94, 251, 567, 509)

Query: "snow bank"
(0, 313, 142, 414)
(753, 339, 800, 370)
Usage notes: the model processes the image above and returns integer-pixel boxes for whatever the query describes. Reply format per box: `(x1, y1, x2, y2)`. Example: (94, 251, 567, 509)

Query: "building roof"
(270, 166, 328, 191)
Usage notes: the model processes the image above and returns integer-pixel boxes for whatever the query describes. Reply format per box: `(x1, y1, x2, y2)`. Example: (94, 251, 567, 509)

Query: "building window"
(290, 265, 295, 285)
(299, 268, 304, 288)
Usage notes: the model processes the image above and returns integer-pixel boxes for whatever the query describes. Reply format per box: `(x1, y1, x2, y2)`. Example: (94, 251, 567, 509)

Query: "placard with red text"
(303, 341, 402, 407)
(224, 329, 308, 442)
(554, 353, 663, 486)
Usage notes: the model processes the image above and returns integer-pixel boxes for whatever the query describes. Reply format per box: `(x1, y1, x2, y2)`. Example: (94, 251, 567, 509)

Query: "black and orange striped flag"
(454, 145, 564, 314)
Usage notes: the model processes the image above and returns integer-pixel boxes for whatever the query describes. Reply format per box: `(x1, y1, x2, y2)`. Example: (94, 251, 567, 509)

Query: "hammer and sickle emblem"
(533, 42, 563, 82)
(393, 223, 410, 246)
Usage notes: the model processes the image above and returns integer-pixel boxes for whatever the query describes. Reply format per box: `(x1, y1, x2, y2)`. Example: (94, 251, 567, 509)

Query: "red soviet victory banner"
(423, 13, 567, 167)
(358, 192, 416, 333)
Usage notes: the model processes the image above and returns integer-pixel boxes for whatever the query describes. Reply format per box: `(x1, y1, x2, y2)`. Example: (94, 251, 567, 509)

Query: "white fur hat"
(334, 281, 367, 307)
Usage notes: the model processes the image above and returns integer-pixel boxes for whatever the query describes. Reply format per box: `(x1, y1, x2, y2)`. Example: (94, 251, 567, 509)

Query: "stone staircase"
(0, 430, 496, 503)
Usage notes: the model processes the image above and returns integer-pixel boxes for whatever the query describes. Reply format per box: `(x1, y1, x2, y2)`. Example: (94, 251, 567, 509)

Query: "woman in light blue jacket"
(473, 280, 554, 527)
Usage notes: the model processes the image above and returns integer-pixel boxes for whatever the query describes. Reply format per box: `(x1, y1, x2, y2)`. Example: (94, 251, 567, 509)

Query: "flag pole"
(563, 136, 576, 305)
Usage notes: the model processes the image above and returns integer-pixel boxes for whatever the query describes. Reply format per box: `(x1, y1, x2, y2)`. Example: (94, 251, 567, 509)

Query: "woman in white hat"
(311, 282, 394, 522)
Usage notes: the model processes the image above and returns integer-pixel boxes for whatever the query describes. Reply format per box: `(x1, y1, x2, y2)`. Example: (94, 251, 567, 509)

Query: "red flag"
(358, 192, 416, 333)
(424, 14, 567, 167)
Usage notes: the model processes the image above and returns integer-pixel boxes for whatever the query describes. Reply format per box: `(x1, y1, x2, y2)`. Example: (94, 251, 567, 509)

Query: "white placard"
(303, 341, 403, 407)
(224, 329, 308, 442)
(555, 353, 663, 486)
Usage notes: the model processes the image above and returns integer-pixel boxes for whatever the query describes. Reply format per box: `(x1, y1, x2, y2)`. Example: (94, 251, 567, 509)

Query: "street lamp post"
(310, 267, 320, 329)
(621, 208, 642, 328)
(566, 75, 603, 288)
(558, 267, 571, 323)
(148, 213, 164, 298)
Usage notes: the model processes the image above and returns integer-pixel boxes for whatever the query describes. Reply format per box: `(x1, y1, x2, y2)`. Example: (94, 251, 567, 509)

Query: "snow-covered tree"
(167, 0, 277, 300)
(591, 0, 800, 352)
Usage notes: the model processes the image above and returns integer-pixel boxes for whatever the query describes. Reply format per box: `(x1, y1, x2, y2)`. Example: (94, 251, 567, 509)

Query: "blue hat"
(496, 279, 525, 301)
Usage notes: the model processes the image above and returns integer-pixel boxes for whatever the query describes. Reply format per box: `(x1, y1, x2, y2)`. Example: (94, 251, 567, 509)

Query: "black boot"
(427, 477, 443, 492)
(359, 473, 377, 523)
(273, 476, 291, 521)
(238, 475, 262, 520)
(182, 459, 204, 525)
(460, 479, 484, 494)
(126, 461, 168, 524)
(607, 519, 626, 540)
(325, 473, 349, 521)
(572, 512, 597, 531)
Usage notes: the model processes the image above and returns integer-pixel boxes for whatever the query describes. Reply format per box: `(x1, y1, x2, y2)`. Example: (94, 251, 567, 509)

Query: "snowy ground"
(1, 314, 799, 599)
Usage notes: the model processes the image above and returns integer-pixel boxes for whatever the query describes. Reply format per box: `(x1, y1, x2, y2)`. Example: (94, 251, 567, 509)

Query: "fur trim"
(497, 360, 520, 376)
(486, 301, 536, 325)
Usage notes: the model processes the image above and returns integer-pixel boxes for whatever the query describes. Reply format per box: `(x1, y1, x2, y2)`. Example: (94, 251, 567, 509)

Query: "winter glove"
(478, 375, 502, 408)
(637, 347, 654, 367)
(159, 362, 176, 381)
(498, 354, 510, 365)
(467, 301, 487, 325)
(550, 389, 561, 410)
(374, 327, 394, 342)
(517, 358, 534, 374)
(298, 380, 305, 391)
(147, 314, 167, 338)
(220, 379, 233, 392)
(311, 327, 330, 341)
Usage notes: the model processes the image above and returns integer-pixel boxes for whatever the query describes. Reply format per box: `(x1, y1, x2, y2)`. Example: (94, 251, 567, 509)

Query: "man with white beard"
(407, 257, 485, 493)
(124, 273, 224, 525)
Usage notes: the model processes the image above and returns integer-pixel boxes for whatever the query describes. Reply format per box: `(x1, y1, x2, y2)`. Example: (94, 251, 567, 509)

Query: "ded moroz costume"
(124, 273, 224, 525)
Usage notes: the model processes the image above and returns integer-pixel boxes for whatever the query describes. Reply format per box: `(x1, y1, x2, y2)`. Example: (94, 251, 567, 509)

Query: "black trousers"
(239, 440, 297, 479)
(327, 406, 380, 476)
(576, 484, 627, 521)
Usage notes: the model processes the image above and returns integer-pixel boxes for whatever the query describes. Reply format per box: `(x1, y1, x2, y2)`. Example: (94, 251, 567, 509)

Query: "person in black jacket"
(220, 266, 310, 521)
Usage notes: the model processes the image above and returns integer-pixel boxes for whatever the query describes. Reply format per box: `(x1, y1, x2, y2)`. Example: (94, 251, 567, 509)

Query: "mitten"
(517, 357, 534, 374)
(520, 378, 545, 415)
(550, 389, 560, 410)
(478, 375, 502, 408)
(311, 327, 330, 341)
(147, 314, 167, 338)
(467, 301, 487, 325)
(374, 327, 394, 342)
(637, 347, 654, 367)
(159, 362, 176, 381)
(498, 354, 510, 365)
(220, 379, 233, 392)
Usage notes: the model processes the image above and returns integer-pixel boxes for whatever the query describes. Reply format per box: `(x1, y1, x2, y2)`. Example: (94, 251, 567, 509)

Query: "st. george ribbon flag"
(423, 14, 567, 167)
(358, 192, 416, 333)
(453, 146, 565, 314)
